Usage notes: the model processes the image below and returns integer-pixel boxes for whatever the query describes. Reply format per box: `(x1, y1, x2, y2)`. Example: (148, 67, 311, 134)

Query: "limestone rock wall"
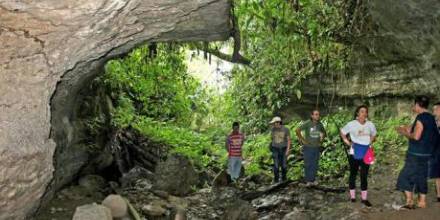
(294, 0, 440, 117)
(0, 0, 231, 219)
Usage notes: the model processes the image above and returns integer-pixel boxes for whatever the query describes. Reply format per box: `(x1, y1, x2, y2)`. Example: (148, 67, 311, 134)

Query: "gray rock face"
(0, 0, 231, 219)
(291, 0, 440, 118)
(153, 154, 199, 196)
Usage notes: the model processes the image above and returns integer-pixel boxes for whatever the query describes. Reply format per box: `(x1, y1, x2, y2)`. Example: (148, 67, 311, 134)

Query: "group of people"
(225, 95, 440, 209)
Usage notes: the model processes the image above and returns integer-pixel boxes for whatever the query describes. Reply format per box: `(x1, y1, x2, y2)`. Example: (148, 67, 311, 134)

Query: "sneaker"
(350, 198, 356, 203)
(272, 179, 280, 184)
(361, 200, 372, 207)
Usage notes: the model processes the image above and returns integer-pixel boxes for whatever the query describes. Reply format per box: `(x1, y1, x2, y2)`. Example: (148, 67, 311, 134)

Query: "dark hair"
(415, 95, 430, 109)
(434, 102, 440, 107)
(311, 109, 320, 115)
(232, 122, 240, 128)
(354, 105, 368, 120)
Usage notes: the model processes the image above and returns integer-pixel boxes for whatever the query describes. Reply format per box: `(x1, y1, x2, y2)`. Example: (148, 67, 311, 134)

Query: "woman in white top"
(340, 105, 377, 207)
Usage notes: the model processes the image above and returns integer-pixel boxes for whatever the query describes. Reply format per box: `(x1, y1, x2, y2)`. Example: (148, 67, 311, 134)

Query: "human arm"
(320, 123, 327, 143)
(286, 128, 292, 156)
(340, 130, 352, 146)
(397, 121, 423, 141)
(340, 122, 352, 146)
(370, 122, 377, 144)
(225, 136, 229, 152)
(295, 127, 308, 145)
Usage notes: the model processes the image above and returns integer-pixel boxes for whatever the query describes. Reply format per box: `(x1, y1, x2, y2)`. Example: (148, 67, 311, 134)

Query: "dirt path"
(357, 148, 440, 220)
(366, 205, 440, 220)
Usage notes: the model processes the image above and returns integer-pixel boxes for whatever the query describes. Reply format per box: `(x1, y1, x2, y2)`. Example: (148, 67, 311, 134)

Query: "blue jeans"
(228, 157, 242, 180)
(303, 146, 320, 182)
(271, 147, 287, 182)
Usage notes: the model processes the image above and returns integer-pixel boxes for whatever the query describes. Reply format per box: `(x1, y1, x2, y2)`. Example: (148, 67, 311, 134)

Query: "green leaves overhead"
(229, 0, 348, 131)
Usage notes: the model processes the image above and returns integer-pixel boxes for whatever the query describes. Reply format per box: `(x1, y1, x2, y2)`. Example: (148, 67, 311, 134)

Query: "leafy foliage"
(241, 112, 410, 182)
(86, 2, 409, 185)
(133, 116, 227, 169)
(101, 44, 206, 126)
(229, 0, 349, 131)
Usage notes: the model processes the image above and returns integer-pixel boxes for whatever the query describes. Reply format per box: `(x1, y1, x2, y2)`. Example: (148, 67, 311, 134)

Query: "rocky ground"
(34, 147, 440, 220)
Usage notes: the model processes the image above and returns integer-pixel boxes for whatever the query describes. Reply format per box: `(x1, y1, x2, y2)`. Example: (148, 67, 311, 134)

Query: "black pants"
(348, 155, 370, 190)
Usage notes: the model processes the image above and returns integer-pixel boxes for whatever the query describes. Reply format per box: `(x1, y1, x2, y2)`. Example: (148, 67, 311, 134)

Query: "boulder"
(153, 154, 199, 196)
(101, 194, 128, 218)
(72, 203, 112, 220)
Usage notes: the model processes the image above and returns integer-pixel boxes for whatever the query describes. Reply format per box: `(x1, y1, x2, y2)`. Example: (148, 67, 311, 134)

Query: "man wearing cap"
(269, 116, 291, 183)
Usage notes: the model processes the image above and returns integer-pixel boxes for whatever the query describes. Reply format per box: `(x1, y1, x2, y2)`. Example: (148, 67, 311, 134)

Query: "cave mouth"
(38, 41, 234, 215)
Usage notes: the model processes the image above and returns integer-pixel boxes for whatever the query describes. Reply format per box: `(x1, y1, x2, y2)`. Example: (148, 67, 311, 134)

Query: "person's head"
(310, 109, 320, 122)
(354, 105, 368, 121)
(232, 121, 240, 132)
(270, 116, 282, 128)
(433, 102, 440, 119)
(413, 95, 430, 113)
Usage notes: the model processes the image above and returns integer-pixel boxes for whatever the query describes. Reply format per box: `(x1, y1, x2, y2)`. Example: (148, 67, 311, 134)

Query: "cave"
(2, 0, 440, 219)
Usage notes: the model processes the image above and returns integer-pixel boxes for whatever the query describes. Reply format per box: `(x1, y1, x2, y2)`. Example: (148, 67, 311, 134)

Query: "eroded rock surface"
(287, 0, 440, 118)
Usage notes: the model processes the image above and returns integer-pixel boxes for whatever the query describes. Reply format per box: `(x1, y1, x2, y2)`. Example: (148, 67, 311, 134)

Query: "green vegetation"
(87, 1, 409, 183)
(102, 44, 207, 127)
(228, 0, 348, 131)
(242, 113, 410, 182)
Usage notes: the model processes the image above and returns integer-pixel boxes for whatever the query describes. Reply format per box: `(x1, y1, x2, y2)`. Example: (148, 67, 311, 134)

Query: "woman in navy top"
(396, 96, 438, 209)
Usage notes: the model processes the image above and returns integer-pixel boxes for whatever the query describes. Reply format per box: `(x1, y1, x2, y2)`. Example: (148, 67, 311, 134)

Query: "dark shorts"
(429, 150, 440, 178)
(396, 153, 429, 194)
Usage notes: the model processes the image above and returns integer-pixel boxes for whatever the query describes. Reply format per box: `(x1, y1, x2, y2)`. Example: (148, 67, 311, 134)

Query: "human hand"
(396, 126, 409, 135)
(300, 139, 309, 145)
